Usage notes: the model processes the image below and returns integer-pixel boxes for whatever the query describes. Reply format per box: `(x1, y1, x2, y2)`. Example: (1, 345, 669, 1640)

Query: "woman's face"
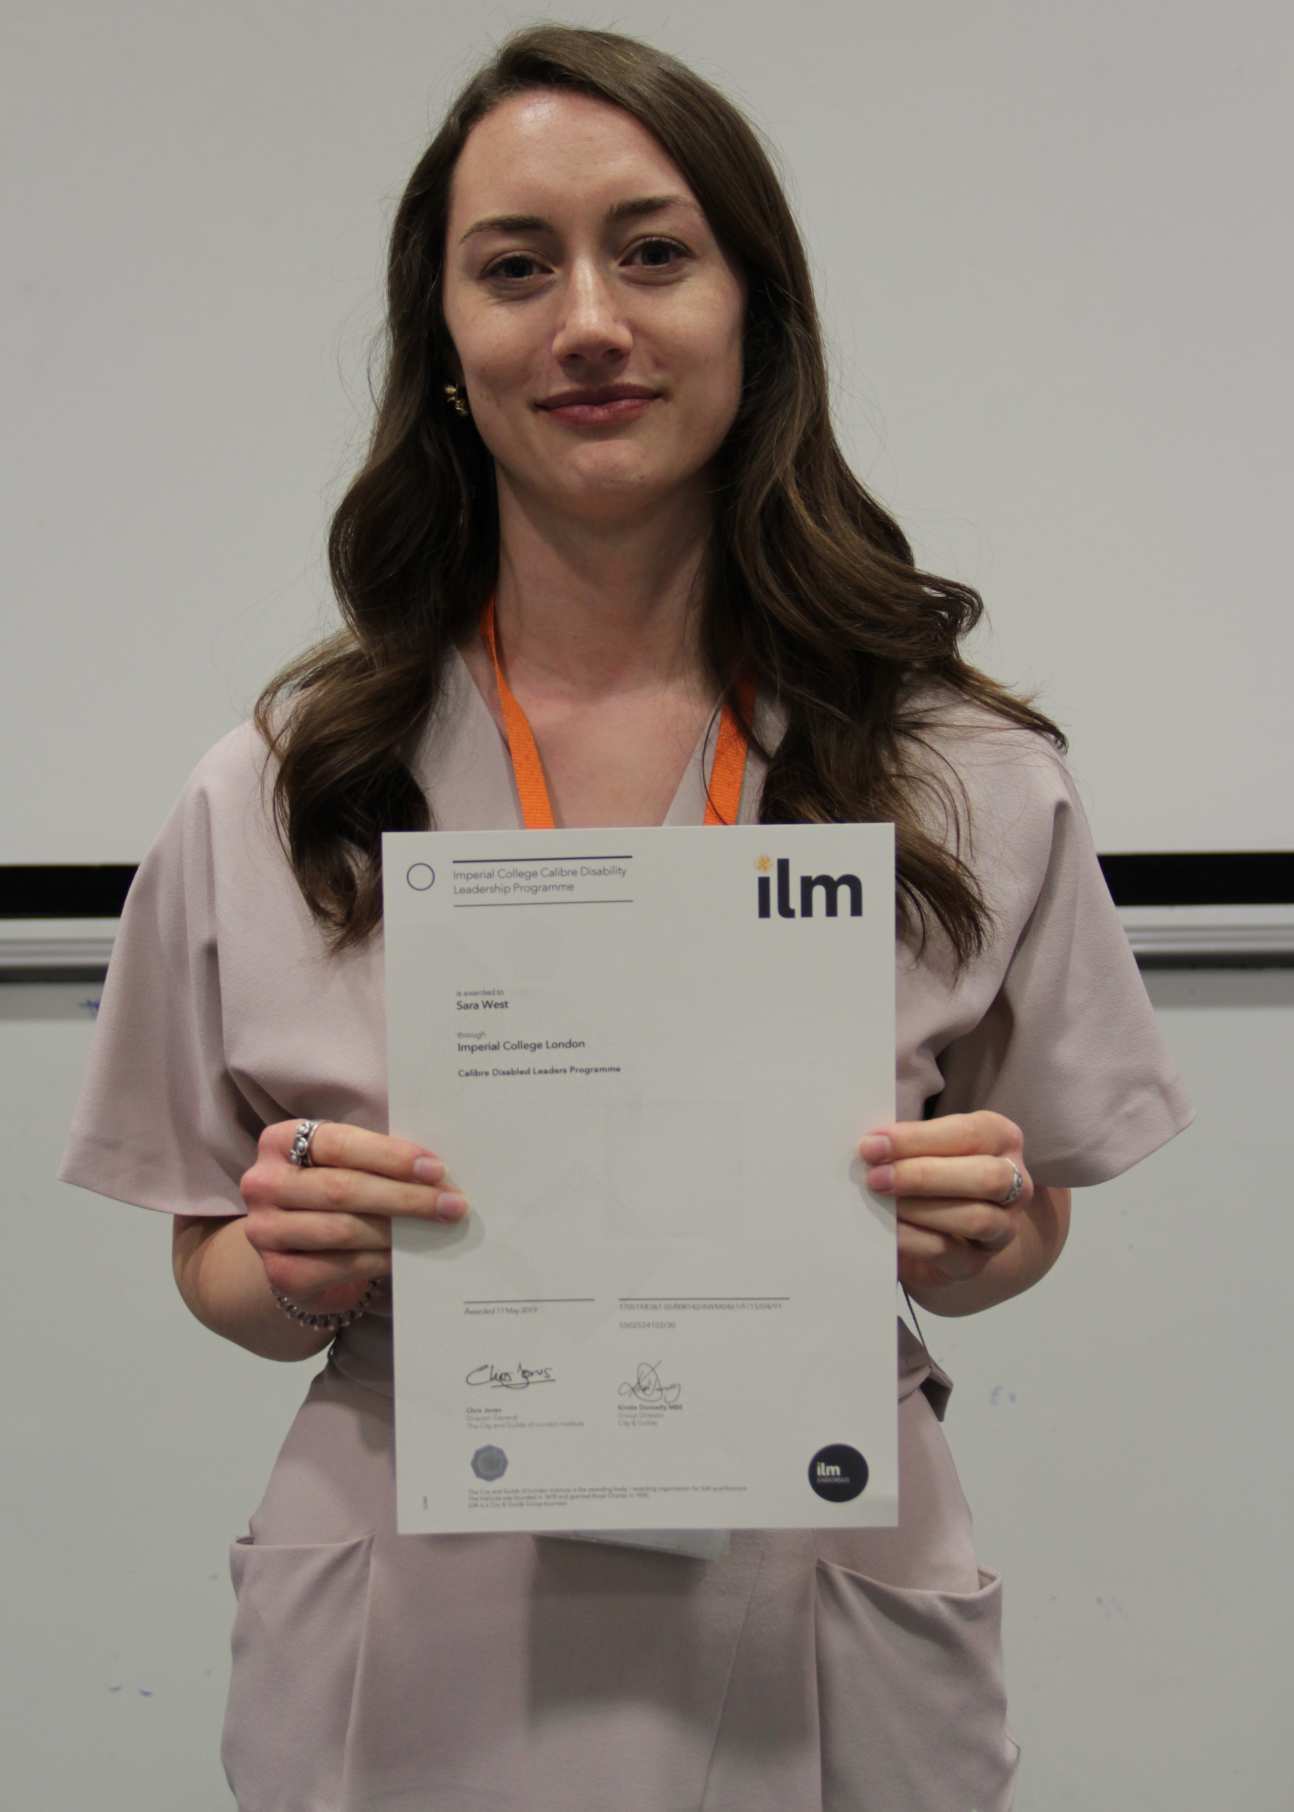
(441, 89, 747, 527)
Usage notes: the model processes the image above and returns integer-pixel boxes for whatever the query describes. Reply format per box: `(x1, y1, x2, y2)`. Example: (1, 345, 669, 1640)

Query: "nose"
(549, 259, 634, 366)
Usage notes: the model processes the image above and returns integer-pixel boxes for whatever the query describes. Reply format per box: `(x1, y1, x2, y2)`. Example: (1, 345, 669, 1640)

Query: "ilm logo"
(807, 1442, 868, 1502)
(756, 855, 863, 920)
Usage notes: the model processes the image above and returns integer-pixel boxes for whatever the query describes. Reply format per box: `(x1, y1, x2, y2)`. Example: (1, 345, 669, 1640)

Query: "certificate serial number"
(619, 1319, 677, 1330)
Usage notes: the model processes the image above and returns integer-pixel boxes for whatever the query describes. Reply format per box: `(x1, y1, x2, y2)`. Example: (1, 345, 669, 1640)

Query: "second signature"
(619, 1362, 682, 1407)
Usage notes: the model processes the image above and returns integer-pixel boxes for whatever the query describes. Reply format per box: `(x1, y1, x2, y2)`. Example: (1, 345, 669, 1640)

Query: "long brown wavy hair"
(255, 21, 1065, 969)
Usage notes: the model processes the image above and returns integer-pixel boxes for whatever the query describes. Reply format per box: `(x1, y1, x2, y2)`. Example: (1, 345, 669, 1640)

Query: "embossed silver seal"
(470, 1444, 508, 1482)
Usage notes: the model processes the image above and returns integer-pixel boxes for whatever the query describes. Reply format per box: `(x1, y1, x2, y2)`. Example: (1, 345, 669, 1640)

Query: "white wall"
(5, 967, 1288, 1809)
(930, 965, 1291, 1805)
(3, 0, 1291, 864)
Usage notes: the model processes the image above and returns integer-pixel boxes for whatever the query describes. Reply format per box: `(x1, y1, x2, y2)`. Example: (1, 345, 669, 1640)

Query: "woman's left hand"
(859, 1111, 1033, 1296)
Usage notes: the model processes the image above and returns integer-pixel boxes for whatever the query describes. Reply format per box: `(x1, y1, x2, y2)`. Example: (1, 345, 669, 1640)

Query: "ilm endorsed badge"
(808, 1444, 869, 1503)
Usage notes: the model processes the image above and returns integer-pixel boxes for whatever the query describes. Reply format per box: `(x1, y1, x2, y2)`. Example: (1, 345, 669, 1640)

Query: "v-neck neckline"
(447, 642, 738, 829)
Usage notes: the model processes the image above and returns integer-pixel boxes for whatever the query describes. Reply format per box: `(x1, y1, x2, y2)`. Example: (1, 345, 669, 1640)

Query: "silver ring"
(999, 1160, 1025, 1206)
(288, 1118, 322, 1168)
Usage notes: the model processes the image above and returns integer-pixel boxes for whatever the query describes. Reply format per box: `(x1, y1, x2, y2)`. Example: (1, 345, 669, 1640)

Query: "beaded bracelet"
(270, 1276, 384, 1331)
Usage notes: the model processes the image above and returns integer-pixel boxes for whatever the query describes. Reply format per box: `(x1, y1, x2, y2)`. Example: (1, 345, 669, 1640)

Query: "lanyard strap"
(482, 596, 752, 830)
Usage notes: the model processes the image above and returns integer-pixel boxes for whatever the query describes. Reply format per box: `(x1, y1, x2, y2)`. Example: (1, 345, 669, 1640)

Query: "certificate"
(383, 823, 897, 1539)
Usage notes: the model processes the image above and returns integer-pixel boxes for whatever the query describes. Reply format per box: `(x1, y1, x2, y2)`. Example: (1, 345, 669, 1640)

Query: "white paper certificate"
(383, 823, 896, 1537)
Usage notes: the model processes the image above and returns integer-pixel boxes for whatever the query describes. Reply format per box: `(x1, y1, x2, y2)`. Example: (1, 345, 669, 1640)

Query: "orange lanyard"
(482, 596, 753, 829)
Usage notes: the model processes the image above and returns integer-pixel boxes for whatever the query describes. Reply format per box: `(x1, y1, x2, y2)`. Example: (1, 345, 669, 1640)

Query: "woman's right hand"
(239, 1120, 468, 1316)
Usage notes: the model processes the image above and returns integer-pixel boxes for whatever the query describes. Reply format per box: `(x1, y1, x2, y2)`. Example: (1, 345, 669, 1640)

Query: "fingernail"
(859, 1135, 892, 1162)
(413, 1156, 445, 1183)
(867, 1165, 895, 1193)
(436, 1192, 469, 1221)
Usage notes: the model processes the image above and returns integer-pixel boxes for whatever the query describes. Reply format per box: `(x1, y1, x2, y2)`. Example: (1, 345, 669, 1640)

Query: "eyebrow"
(458, 193, 704, 247)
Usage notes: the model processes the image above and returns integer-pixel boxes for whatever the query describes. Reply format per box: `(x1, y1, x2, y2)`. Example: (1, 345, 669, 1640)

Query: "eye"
(483, 253, 543, 284)
(627, 237, 688, 270)
(482, 237, 689, 285)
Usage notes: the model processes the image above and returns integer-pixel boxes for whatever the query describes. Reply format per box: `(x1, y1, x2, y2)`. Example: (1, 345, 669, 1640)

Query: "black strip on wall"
(1096, 853, 1292, 908)
(4, 866, 138, 918)
(3, 853, 1292, 918)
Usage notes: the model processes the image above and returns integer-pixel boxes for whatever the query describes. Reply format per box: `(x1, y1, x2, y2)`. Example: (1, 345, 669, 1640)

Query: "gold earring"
(443, 382, 469, 418)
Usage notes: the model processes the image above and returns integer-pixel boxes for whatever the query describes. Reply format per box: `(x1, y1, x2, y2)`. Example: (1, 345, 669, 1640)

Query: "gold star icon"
(755, 855, 772, 873)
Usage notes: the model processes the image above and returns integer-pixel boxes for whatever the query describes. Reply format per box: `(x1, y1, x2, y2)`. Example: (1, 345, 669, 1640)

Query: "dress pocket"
(222, 1532, 374, 1812)
(814, 1560, 1021, 1812)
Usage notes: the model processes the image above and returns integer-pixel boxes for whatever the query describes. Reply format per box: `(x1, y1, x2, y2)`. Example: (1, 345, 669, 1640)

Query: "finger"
(868, 1152, 1030, 1209)
(244, 1158, 468, 1223)
(860, 1111, 1023, 1163)
(259, 1248, 391, 1301)
(261, 1119, 445, 1183)
(250, 1121, 467, 1221)
(244, 1208, 392, 1254)
(898, 1225, 987, 1272)
(895, 1196, 1019, 1251)
(897, 1223, 993, 1282)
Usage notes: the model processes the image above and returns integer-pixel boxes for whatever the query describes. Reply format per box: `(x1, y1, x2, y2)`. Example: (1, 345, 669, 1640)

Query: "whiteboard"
(3, 0, 1291, 867)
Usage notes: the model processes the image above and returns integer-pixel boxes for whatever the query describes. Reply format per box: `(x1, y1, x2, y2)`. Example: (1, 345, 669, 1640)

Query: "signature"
(465, 1362, 556, 1391)
(619, 1362, 682, 1407)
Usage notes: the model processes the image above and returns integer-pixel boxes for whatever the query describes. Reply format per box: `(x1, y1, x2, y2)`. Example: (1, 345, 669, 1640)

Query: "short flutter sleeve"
(58, 729, 278, 1217)
(903, 711, 1194, 1188)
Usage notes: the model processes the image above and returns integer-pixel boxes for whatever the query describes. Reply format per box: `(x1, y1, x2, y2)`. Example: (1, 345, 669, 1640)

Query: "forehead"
(447, 90, 696, 223)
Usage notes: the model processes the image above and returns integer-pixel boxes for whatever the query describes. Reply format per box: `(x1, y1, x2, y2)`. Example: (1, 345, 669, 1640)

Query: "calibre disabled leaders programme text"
(459, 1063, 623, 1079)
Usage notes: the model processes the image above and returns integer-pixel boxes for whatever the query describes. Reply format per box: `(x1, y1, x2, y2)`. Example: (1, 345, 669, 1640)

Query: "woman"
(59, 23, 1192, 1811)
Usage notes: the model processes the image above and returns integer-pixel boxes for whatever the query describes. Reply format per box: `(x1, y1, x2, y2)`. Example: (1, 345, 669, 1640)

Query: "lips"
(540, 396, 657, 427)
(538, 385, 659, 409)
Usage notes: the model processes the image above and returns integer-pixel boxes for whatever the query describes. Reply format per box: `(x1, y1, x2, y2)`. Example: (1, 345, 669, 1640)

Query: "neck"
(486, 483, 714, 702)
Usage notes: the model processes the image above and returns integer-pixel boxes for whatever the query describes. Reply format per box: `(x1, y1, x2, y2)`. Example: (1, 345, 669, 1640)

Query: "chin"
(562, 486, 674, 522)
(502, 450, 703, 521)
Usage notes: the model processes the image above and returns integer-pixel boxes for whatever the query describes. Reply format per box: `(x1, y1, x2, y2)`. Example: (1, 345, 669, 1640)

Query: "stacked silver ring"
(999, 1161, 1026, 1206)
(288, 1117, 321, 1168)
